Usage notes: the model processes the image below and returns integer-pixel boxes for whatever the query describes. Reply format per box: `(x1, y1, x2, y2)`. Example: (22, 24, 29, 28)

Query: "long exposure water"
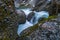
(14, 0, 50, 36)
(17, 8, 49, 35)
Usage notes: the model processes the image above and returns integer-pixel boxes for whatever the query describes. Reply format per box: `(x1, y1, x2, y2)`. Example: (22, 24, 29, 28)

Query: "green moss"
(40, 15, 57, 22)
(48, 15, 57, 19)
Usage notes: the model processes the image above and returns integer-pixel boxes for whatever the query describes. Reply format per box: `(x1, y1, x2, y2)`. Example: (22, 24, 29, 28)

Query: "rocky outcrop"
(16, 10, 26, 24)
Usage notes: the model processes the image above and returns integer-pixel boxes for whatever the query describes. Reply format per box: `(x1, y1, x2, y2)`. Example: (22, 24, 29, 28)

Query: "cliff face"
(0, 0, 20, 40)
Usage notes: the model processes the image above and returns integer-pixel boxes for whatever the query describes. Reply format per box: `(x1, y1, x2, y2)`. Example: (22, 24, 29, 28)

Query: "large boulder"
(16, 10, 26, 24)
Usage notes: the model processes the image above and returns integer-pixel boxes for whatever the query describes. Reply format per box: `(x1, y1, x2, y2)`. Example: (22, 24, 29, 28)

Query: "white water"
(17, 8, 49, 35)
(17, 20, 33, 35)
(14, 0, 50, 36)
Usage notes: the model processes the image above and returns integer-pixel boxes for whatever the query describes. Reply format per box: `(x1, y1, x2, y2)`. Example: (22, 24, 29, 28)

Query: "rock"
(16, 10, 26, 24)
(27, 12, 35, 21)
(41, 22, 58, 33)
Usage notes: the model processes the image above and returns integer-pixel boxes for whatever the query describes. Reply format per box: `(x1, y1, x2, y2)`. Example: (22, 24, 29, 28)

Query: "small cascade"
(17, 8, 49, 35)
(14, 0, 49, 36)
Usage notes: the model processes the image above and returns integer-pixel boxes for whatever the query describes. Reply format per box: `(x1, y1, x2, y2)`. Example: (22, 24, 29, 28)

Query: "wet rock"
(27, 12, 35, 21)
(16, 10, 26, 24)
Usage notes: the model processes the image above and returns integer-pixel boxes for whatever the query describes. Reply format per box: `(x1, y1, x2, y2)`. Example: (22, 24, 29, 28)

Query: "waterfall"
(17, 8, 49, 35)
(14, 0, 49, 36)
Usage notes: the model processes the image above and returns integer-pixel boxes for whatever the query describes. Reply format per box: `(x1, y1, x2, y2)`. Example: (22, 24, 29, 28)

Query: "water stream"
(14, 0, 50, 36)
(17, 8, 49, 35)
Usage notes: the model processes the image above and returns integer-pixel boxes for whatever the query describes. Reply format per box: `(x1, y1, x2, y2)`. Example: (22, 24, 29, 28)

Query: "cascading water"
(17, 8, 49, 35)
(14, 0, 50, 36)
